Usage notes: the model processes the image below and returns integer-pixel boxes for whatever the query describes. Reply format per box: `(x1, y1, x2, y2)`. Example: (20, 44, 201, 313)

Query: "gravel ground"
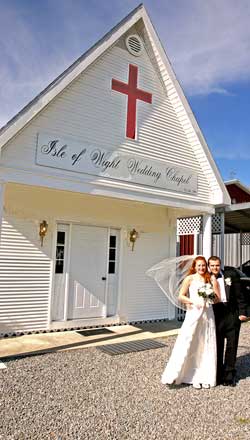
(1, 323, 250, 440)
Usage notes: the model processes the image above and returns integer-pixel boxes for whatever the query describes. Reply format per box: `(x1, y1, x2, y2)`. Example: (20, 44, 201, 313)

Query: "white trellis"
(212, 213, 223, 234)
(241, 233, 250, 246)
(177, 216, 203, 236)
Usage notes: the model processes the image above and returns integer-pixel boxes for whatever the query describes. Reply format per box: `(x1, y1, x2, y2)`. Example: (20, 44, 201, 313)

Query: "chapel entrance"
(52, 224, 119, 321)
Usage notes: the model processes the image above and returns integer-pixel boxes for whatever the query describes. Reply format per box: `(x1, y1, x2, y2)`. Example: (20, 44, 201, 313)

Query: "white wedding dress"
(161, 278, 217, 387)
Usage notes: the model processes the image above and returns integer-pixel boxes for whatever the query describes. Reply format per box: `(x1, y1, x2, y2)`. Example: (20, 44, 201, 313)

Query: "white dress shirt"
(217, 275, 227, 303)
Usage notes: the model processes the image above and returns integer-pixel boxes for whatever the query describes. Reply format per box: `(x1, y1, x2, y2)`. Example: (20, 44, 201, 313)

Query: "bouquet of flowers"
(197, 283, 216, 304)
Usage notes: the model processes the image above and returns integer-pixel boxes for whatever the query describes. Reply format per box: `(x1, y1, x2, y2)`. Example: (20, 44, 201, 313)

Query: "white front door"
(67, 225, 108, 319)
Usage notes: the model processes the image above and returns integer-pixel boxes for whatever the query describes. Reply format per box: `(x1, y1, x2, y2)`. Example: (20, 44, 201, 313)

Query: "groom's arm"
(224, 267, 248, 320)
(233, 278, 248, 320)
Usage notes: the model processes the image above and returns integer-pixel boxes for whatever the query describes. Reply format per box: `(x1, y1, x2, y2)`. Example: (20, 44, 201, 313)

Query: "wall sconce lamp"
(39, 220, 48, 246)
(129, 228, 139, 251)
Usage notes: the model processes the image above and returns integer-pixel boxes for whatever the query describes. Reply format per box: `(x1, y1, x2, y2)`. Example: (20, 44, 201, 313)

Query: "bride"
(161, 256, 220, 389)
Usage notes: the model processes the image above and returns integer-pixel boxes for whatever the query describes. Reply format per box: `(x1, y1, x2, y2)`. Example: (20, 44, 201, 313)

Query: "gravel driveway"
(1, 323, 250, 440)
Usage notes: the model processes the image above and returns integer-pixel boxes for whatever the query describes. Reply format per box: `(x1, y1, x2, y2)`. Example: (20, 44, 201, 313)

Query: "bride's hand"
(210, 274, 216, 284)
(192, 299, 204, 309)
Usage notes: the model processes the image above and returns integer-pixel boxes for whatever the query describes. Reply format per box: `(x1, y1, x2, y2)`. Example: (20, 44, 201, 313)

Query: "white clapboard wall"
(120, 230, 175, 321)
(0, 217, 51, 335)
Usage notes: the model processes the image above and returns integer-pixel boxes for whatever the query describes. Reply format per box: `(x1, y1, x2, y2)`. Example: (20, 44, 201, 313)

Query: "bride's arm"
(178, 276, 194, 306)
(211, 275, 221, 302)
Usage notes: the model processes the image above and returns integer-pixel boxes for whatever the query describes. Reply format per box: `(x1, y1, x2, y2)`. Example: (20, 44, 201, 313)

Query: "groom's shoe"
(223, 377, 237, 387)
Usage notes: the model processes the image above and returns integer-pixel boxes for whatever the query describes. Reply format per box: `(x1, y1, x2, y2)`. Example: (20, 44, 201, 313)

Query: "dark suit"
(213, 268, 247, 384)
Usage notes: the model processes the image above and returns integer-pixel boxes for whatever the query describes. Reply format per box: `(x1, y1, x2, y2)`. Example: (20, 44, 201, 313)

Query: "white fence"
(213, 233, 250, 267)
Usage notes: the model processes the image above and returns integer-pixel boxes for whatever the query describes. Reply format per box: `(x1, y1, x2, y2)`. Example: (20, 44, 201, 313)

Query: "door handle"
(102, 277, 107, 281)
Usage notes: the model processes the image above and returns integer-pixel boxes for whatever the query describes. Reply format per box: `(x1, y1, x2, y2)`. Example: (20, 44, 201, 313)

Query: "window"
(55, 231, 65, 274)
(108, 235, 117, 274)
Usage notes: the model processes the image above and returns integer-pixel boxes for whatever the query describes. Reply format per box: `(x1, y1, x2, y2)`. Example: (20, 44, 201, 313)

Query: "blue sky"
(1, 0, 250, 185)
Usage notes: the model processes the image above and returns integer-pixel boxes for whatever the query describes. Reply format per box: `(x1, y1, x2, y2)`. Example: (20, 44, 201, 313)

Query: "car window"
(224, 266, 247, 278)
(236, 269, 247, 278)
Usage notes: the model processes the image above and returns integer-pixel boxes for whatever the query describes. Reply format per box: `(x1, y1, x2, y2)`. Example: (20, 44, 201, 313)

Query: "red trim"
(180, 235, 194, 255)
(112, 64, 152, 139)
(226, 184, 250, 203)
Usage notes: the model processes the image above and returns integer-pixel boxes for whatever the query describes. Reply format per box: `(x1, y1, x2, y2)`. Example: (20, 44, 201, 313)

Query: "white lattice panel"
(212, 214, 222, 234)
(241, 233, 250, 245)
(177, 216, 202, 235)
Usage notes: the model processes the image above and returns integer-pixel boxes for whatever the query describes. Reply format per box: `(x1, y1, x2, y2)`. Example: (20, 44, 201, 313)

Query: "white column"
(193, 232, 199, 256)
(176, 234, 180, 256)
(220, 213, 225, 269)
(202, 214, 212, 260)
(240, 230, 243, 271)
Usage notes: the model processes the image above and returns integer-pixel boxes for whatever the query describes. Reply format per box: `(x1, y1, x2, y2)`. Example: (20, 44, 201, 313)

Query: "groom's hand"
(239, 315, 248, 321)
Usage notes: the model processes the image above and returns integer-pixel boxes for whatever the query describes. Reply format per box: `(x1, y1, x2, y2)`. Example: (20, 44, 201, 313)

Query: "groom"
(208, 256, 248, 386)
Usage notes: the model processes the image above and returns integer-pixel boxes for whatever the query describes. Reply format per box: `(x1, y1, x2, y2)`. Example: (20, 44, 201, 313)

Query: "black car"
(238, 260, 250, 277)
(224, 266, 250, 316)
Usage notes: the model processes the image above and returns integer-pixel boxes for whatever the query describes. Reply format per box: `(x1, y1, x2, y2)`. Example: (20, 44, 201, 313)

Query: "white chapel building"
(0, 5, 230, 335)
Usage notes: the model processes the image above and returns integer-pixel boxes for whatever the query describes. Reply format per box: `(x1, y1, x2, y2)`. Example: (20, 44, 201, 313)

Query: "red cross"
(111, 64, 152, 139)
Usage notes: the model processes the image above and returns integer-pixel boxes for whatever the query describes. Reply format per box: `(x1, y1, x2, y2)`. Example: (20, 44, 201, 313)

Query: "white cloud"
(213, 149, 250, 160)
(0, 0, 105, 127)
(1, 0, 250, 128)
(150, 0, 250, 95)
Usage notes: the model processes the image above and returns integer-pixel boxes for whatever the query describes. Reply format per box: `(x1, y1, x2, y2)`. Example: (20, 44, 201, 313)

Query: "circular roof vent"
(125, 35, 143, 57)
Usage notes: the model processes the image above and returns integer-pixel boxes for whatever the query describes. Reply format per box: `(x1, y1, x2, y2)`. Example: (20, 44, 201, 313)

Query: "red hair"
(188, 256, 211, 283)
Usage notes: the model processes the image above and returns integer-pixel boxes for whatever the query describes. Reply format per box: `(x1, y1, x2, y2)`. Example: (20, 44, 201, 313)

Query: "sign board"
(36, 133, 198, 195)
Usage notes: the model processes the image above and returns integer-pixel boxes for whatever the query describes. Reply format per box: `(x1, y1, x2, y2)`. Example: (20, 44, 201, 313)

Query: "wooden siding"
(1, 34, 213, 206)
(0, 217, 51, 335)
(180, 235, 194, 255)
(213, 233, 250, 267)
(226, 184, 250, 204)
(120, 228, 176, 321)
